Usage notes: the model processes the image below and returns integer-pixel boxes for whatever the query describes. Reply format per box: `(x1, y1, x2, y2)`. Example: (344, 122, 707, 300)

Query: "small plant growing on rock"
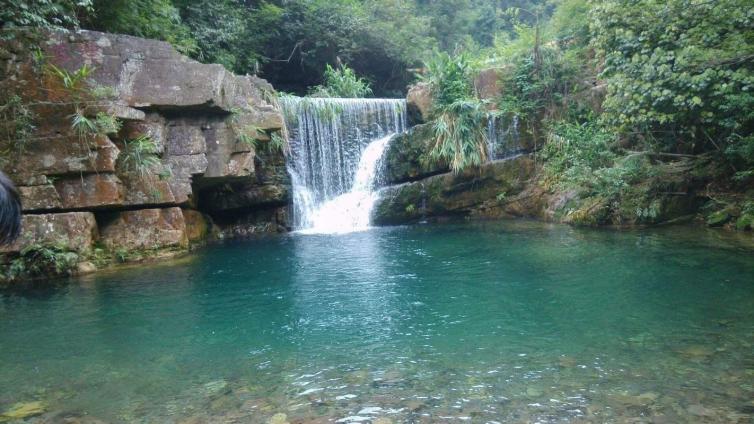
(0, 94, 36, 161)
(118, 135, 162, 179)
(5, 243, 79, 281)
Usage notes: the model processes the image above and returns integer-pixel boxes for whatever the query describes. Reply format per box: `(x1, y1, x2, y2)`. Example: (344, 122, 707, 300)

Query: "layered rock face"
(0, 30, 290, 270)
(375, 155, 537, 225)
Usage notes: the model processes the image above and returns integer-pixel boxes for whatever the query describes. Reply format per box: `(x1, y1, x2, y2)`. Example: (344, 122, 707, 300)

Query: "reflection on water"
(0, 221, 753, 423)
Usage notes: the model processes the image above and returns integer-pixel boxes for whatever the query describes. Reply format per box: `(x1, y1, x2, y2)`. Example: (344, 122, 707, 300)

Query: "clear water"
(1, 221, 754, 423)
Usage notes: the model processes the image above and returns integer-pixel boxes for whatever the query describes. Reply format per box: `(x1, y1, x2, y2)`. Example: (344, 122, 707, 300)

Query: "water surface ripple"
(1, 221, 753, 423)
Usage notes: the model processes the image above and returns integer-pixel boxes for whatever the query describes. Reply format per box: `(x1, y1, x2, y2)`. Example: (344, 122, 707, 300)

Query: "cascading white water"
(300, 135, 392, 234)
(486, 114, 522, 161)
(280, 97, 407, 233)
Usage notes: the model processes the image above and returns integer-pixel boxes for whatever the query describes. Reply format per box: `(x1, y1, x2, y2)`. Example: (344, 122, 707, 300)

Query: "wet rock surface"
(382, 124, 448, 185)
(100, 207, 188, 251)
(375, 155, 536, 225)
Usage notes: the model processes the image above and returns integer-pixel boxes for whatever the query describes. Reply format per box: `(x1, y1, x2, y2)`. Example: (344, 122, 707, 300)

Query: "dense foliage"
(0, 0, 551, 95)
(592, 1, 754, 154)
(0, 0, 92, 34)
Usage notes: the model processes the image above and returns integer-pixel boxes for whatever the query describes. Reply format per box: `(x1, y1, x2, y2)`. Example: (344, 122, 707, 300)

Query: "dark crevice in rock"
(21, 201, 184, 216)
(137, 103, 231, 118)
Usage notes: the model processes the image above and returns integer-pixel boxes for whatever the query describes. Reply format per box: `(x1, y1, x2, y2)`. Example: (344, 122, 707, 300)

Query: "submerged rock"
(268, 412, 289, 424)
(0, 401, 46, 421)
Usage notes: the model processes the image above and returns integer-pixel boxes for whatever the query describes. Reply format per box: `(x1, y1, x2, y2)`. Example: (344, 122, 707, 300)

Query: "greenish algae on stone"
(0, 401, 46, 421)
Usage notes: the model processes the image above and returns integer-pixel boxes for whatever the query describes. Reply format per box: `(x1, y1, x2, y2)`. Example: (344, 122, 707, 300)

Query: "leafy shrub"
(0, 0, 93, 32)
(309, 64, 373, 98)
(725, 134, 754, 182)
(430, 100, 489, 172)
(0, 94, 35, 157)
(591, 0, 754, 153)
(541, 120, 616, 188)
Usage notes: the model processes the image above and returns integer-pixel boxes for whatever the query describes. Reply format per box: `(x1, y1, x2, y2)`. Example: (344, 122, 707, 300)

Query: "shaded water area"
(1, 221, 754, 423)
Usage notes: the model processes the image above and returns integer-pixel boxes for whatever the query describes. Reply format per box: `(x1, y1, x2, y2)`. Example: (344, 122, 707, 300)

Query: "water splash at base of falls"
(297, 135, 392, 234)
(281, 97, 407, 234)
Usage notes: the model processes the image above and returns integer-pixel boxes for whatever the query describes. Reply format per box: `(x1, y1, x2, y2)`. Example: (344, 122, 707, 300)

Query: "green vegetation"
(0, 0, 551, 95)
(0, 0, 92, 34)
(4, 243, 79, 281)
(309, 65, 372, 98)
(421, 52, 490, 173)
(0, 94, 35, 160)
(117, 135, 162, 179)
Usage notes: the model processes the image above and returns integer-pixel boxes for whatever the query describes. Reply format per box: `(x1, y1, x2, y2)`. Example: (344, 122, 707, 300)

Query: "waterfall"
(486, 114, 523, 161)
(280, 97, 407, 233)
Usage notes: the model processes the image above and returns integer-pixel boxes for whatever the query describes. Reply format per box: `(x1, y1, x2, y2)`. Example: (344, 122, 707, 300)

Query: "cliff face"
(0, 30, 291, 279)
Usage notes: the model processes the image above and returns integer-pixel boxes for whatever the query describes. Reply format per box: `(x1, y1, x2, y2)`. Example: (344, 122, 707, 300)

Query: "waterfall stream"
(486, 114, 523, 161)
(280, 97, 407, 233)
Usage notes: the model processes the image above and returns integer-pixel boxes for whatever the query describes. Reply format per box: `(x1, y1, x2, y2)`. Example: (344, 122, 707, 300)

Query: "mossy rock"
(563, 196, 610, 226)
(706, 208, 735, 227)
(0, 401, 46, 421)
(383, 124, 448, 185)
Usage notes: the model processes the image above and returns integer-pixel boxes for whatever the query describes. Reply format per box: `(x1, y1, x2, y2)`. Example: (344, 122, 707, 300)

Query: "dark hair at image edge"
(0, 172, 22, 245)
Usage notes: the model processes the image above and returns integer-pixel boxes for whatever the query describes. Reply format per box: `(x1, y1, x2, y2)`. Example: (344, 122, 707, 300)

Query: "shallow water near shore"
(1, 221, 754, 423)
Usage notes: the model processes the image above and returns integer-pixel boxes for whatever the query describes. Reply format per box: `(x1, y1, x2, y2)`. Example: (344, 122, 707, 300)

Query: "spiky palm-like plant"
(421, 52, 489, 173)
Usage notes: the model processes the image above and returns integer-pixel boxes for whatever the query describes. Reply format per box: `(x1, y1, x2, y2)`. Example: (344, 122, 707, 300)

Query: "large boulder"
(374, 155, 536, 225)
(100, 207, 188, 251)
(164, 154, 209, 205)
(0, 29, 292, 281)
(0, 212, 98, 254)
(198, 149, 290, 213)
(18, 182, 63, 212)
(42, 31, 276, 113)
(182, 209, 211, 243)
(3, 134, 120, 184)
(406, 82, 433, 125)
(474, 68, 504, 102)
(54, 174, 124, 209)
(383, 124, 448, 185)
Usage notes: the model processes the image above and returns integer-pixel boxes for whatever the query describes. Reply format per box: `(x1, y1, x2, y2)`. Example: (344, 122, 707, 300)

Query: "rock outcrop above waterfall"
(0, 30, 289, 281)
